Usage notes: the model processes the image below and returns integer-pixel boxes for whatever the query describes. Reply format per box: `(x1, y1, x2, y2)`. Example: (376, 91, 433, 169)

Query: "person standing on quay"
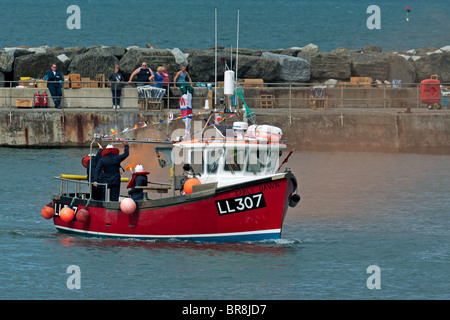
(128, 62, 153, 87)
(46, 64, 63, 109)
(108, 65, 124, 109)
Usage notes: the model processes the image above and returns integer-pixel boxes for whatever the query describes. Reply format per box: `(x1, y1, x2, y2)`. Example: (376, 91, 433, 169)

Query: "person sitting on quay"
(46, 64, 64, 109)
(173, 64, 194, 94)
(127, 164, 149, 201)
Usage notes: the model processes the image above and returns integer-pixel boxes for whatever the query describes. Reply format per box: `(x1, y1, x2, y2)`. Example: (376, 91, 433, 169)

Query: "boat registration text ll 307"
(216, 192, 266, 215)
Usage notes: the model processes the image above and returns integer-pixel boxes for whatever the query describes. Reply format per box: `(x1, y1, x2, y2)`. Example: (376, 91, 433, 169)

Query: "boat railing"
(54, 176, 110, 202)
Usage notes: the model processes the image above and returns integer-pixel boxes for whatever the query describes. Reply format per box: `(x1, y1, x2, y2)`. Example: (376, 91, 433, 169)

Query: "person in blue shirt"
(149, 66, 164, 88)
(46, 64, 63, 108)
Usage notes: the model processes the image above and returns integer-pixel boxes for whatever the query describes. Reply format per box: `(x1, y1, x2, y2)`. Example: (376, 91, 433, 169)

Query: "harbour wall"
(1, 105, 449, 154)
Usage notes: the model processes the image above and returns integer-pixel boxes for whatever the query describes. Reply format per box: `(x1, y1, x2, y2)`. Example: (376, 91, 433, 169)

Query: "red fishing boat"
(42, 118, 300, 242)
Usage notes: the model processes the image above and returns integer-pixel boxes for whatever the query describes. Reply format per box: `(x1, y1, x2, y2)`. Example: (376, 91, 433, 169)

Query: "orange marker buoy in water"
(60, 206, 75, 222)
(183, 178, 201, 194)
(41, 205, 55, 219)
(76, 208, 90, 223)
(120, 198, 136, 214)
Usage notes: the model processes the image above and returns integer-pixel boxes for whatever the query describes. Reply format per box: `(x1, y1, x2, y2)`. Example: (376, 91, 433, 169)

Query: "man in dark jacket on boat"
(94, 140, 129, 201)
(127, 164, 149, 201)
(82, 147, 104, 201)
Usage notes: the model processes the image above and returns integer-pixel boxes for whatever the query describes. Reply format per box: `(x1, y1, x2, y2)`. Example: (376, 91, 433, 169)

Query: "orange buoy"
(120, 198, 136, 214)
(60, 206, 75, 222)
(41, 205, 55, 219)
(183, 178, 201, 194)
(76, 209, 90, 223)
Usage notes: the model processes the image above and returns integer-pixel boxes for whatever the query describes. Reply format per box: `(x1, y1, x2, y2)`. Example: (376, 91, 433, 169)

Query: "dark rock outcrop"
(298, 51, 351, 80)
(188, 49, 281, 82)
(414, 51, 450, 83)
(13, 52, 67, 80)
(261, 52, 310, 82)
(1, 44, 449, 85)
(68, 52, 119, 80)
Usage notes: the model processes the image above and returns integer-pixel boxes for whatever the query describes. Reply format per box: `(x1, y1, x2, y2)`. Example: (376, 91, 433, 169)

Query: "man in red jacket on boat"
(94, 140, 129, 201)
(127, 164, 149, 201)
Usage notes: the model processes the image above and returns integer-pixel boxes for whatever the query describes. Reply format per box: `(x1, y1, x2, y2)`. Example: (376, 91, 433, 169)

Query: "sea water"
(1, 0, 449, 51)
(0, 148, 448, 300)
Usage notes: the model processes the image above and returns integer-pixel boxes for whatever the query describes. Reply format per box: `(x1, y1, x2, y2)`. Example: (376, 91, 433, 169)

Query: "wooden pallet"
(259, 94, 273, 108)
(139, 99, 163, 111)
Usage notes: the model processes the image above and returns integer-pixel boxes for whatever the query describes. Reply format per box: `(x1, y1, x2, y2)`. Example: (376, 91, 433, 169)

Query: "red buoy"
(41, 205, 55, 219)
(76, 209, 90, 223)
(60, 206, 75, 222)
(183, 178, 201, 194)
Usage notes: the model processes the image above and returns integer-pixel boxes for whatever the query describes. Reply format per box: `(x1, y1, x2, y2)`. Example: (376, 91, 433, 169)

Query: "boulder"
(146, 43, 160, 49)
(350, 52, 390, 81)
(187, 49, 280, 82)
(119, 48, 177, 80)
(301, 43, 319, 53)
(86, 46, 126, 59)
(297, 51, 351, 80)
(361, 45, 382, 53)
(27, 46, 47, 54)
(387, 54, 416, 84)
(171, 47, 189, 66)
(261, 52, 310, 82)
(68, 52, 119, 79)
(414, 51, 450, 83)
(13, 52, 66, 80)
(3, 47, 34, 58)
(0, 51, 14, 73)
(415, 46, 438, 56)
(185, 49, 216, 81)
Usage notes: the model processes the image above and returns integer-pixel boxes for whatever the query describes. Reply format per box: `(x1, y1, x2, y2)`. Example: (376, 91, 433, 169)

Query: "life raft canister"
(420, 76, 441, 104)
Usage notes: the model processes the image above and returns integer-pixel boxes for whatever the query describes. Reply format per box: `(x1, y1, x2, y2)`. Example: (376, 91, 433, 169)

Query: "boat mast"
(214, 7, 217, 111)
(235, 9, 239, 90)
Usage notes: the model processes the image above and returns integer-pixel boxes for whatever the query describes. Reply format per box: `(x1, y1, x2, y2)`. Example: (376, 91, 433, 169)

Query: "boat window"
(223, 148, 245, 172)
(265, 149, 278, 173)
(247, 148, 278, 174)
(247, 150, 263, 173)
(190, 150, 204, 173)
(206, 148, 222, 174)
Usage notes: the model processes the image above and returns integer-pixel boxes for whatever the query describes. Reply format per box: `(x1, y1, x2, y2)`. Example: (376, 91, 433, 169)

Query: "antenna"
(235, 9, 239, 87)
(214, 7, 217, 110)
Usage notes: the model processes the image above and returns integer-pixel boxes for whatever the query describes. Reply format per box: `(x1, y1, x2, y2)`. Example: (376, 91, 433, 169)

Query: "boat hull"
(52, 173, 297, 242)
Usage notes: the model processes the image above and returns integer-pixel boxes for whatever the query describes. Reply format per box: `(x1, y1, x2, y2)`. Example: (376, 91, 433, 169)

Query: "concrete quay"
(1, 105, 449, 154)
